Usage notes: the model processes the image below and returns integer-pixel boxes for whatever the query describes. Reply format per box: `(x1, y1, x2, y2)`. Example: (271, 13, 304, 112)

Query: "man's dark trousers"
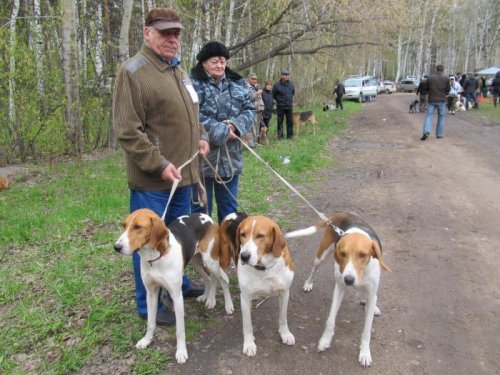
(276, 107, 293, 139)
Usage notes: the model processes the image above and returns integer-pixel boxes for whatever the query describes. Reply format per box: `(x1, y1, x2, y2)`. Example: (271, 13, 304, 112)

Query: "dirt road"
(170, 93, 500, 375)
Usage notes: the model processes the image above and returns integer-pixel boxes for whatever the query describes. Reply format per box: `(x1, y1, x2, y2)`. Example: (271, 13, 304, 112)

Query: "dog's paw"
(135, 337, 152, 349)
(196, 294, 208, 303)
(358, 346, 372, 367)
(303, 281, 314, 292)
(176, 349, 189, 364)
(243, 340, 257, 357)
(225, 302, 235, 315)
(374, 306, 381, 316)
(280, 330, 295, 346)
(317, 336, 332, 352)
(205, 297, 216, 309)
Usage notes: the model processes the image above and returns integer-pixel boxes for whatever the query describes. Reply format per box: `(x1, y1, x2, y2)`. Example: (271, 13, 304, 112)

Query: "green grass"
(469, 97, 500, 124)
(0, 102, 361, 374)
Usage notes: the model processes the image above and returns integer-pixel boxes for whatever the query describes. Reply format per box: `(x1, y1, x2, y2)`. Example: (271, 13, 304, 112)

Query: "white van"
(343, 76, 378, 102)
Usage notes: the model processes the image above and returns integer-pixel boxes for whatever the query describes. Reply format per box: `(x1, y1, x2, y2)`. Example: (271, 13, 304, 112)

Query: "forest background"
(1, 0, 499, 163)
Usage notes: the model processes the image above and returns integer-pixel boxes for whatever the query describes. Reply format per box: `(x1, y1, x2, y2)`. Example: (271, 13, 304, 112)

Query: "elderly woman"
(190, 41, 255, 222)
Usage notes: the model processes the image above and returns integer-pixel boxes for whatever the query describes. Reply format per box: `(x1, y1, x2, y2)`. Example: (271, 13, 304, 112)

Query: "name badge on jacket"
(183, 80, 199, 104)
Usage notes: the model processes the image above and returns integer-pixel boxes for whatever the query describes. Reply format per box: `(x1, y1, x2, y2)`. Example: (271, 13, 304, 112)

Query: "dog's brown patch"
(0, 176, 9, 191)
(258, 126, 269, 145)
(293, 111, 317, 136)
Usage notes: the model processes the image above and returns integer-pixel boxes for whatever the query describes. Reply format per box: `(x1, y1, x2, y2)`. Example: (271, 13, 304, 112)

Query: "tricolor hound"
(234, 215, 295, 357)
(285, 212, 391, 367)
(114, 209, 233, 364)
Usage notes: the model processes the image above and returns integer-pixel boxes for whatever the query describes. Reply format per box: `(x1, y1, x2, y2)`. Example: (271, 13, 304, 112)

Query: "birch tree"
(61, 0, 83, 154)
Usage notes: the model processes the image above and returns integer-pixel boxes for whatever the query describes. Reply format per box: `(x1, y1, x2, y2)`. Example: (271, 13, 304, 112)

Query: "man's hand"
(161, 163, 181, 182)
(199, 140, 210, 156)
(227, 122, 237, 140)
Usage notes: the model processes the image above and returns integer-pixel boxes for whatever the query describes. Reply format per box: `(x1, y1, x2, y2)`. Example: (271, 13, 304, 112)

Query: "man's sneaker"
(420, 132, 429, 141)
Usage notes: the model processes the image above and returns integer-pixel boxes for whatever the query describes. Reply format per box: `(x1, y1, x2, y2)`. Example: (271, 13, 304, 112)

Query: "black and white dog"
(409, 100, 419, 113)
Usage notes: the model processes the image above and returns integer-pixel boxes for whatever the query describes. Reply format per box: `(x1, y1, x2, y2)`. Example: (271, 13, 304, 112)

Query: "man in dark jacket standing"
(334, 79, 345, 110)
(421, 64, 450, 140)
(462, 73, 479, 110)
(272, 69, 295, 139)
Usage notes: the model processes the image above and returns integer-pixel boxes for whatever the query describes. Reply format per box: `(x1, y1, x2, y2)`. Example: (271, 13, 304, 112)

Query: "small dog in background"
(409, 100, 419, 113)
(258, 126, 269, 146)
(293, 111, 318, 136)
(0, 176, 9, 191)
(323, 103, 336, 111)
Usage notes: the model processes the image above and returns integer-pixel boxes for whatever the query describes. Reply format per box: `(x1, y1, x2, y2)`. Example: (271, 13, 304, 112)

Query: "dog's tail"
(285, 220, 327, 239)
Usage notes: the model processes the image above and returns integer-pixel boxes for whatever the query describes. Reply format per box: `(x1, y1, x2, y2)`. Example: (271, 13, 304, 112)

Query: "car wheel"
(386, 89, 390, 94)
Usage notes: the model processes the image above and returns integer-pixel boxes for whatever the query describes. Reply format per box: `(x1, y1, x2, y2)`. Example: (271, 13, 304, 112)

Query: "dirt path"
(170, 93, 500, 375)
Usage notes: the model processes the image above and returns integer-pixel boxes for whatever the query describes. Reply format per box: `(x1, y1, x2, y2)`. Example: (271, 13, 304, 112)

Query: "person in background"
(113, 7, 209, 325)
(262, 80, 274, 128)
(190, 41, 255, 223)
(420, 64, 450, 141)
(490, 71, 500, 108)
(333, 79, 345, 110)
(272, 69, 295, 140)
(462, 73, 479, 110)
(416, 75, 429, 112)
(459, 73, 467, 87)
(446, 76, 461, 115)
(480, 76, 487, 97)
(246, 72, 265, 148)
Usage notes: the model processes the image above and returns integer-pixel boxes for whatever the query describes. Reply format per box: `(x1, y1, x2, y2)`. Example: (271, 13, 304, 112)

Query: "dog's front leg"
(358, 290, 377, 367)
(318, 284, 345, 352)
(219, 269, 234, 314)
(136, 285, 159, 349)
(171, 290, 188, 364)
(278, 290, 295, 345)
(240, 292, 257, 356)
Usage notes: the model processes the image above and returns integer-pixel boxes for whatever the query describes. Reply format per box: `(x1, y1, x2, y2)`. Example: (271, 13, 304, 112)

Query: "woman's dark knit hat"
(196, 42, 230, 62)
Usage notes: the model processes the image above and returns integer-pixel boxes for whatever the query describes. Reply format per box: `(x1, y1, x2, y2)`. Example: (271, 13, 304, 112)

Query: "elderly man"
(113, 7, 210, 325)
(272, 69, 295, 140)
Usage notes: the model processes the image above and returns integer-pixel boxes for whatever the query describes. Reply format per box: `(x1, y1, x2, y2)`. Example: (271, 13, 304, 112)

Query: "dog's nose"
(240, 252, 250, 263)
(114, 243, 123, 253)
(344, 275, 355, 285)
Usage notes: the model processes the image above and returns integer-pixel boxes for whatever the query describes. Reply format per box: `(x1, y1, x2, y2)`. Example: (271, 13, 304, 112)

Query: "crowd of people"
(419, 66, 499, 141)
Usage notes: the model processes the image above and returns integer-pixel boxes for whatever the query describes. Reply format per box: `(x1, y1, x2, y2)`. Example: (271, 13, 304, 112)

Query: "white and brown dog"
(234, 215, 295, 357)
(114, 209, 233, 364)
(285, 212, 391, 367)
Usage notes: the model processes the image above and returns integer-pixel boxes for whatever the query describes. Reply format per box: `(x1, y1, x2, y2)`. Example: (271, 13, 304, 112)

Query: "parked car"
(343, 76, 378, 102)
(377, 80, 386, 94)
(382, 80, 397, 94)
(398, 78, 419, 92)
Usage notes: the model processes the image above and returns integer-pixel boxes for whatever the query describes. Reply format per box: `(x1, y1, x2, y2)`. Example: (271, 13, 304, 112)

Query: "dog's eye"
(256, 234, 265, 240)
(358, 253, 367, 259)
(133, 224, 142, 230)
(339, 251, 346, 258)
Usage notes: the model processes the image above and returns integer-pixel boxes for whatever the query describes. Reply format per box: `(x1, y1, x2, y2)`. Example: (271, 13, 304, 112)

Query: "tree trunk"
(61, 0, 83, 154)
(118, 0, 134, 63)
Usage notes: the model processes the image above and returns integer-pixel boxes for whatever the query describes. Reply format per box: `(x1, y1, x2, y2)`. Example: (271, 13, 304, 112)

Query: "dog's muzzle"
(114, 243, 123, 253)
(240, 251, 250, 264)
(344, 275, 355, 285)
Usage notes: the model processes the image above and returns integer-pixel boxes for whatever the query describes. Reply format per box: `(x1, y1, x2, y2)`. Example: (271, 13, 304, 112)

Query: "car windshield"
(344, 79, 362, 87)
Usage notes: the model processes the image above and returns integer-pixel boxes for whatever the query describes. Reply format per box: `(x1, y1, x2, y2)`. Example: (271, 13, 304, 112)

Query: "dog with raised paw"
(285, 212, 391, 367)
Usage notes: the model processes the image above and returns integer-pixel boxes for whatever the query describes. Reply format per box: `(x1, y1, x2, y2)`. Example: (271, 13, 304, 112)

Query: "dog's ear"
(371, 240, 391, 272)
(150, 216, 169, 255)
(272, 225, 287, 257)
(219, 222, 233, 269)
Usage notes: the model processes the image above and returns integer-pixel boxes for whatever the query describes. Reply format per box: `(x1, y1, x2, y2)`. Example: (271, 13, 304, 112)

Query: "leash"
(161, 151, 199, 222)
(201, 154, 250, 215)
(236, 135, 345, 237)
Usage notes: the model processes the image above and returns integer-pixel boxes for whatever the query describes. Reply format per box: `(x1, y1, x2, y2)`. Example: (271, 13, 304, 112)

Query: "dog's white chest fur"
(238, 257, 294, 298)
